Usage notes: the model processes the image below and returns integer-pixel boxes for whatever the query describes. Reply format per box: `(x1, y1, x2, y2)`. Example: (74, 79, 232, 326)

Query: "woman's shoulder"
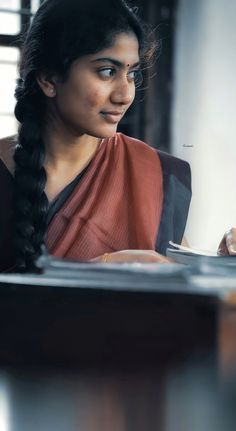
(115, 133, 160, 165)
(0, 135, 17, 175)
(115, 133, 191, 188)
(116, 132, 156, 153)
(115, 133, 190, 167)
(157, 150, 191, 189)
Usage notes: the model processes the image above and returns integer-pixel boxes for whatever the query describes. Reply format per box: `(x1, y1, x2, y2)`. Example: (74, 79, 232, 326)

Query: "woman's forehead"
(89, 33, 140, 66)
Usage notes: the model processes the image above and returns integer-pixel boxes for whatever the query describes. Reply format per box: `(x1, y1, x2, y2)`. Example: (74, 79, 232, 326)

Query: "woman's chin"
(92, 125, 118, 139)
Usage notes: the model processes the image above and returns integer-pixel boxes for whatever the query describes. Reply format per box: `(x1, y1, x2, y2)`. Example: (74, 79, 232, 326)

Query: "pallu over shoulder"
(0, 133, 191, 270)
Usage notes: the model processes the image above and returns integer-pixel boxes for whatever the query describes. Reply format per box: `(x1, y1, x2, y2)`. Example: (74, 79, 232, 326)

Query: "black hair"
(14, 0, 156, 271)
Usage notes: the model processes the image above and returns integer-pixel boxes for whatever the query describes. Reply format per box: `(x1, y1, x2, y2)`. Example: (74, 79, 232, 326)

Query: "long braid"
(14, 77, 49, 271)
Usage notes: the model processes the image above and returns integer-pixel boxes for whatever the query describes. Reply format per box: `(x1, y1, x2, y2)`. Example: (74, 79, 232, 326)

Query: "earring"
(49, 87, 55, 96)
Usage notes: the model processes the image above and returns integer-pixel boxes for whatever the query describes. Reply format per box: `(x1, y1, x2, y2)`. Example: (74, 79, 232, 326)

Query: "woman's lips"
(101, 111, 124, 123)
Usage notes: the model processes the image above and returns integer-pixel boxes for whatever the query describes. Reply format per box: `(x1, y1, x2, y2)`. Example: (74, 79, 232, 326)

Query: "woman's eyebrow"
(91, 57, 140, 68)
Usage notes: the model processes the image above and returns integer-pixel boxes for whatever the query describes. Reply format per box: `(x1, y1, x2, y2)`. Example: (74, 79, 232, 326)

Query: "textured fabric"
(46, 133, 164, 260)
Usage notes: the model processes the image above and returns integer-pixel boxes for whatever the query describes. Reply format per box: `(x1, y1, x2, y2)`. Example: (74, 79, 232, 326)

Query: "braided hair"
(13, 0, 156, 271)
(14, 77, 48, 271)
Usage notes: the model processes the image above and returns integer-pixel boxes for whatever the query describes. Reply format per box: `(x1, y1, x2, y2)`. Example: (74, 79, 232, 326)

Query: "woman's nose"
(110, 78, 135, 106)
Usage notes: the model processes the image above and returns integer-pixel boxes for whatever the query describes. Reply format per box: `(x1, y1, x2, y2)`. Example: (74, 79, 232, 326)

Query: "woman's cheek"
(85, 87, 109, 108)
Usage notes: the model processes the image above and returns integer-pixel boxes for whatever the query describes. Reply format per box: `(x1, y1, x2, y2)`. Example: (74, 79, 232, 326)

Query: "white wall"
(172, 0, 236, 250)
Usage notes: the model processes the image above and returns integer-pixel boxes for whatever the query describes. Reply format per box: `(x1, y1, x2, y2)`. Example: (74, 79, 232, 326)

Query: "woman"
(0, 0, 232, 272)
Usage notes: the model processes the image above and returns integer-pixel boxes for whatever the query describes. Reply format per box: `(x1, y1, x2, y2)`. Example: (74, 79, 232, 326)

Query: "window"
(0, 46, 19, 137)
(0, 0, 41, 138)
(0, 0, 21, 35)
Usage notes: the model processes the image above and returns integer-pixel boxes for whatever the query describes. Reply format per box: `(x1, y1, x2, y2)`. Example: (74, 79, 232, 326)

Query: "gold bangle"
(102, 253, 109, 263)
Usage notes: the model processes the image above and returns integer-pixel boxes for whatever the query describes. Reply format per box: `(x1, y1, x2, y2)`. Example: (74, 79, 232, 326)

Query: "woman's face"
(50, 32, 140, 138)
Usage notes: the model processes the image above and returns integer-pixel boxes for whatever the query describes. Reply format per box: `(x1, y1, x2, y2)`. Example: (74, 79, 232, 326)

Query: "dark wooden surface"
(0, 277, 235, 430)
(0, 280, 217, 367)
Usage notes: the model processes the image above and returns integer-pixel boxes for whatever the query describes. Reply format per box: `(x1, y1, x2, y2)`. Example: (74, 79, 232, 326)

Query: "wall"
(172, 0, 236, 250)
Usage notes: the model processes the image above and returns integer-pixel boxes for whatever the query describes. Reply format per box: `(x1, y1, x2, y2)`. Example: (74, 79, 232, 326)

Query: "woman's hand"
(217, 228, 236, 256)
(92, 249, 173, 264)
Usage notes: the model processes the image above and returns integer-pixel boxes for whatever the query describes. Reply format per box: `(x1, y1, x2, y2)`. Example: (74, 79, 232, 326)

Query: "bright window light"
(0, 0, 21, 35)
(0, 47, 19, 137)
(31, 0, 41, 14)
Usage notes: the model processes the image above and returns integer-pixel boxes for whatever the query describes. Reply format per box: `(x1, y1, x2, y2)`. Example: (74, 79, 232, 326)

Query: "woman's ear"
(36, 73, 57, 97)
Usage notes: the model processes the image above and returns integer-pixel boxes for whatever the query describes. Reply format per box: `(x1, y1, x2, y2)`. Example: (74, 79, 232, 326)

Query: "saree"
(46, 133, 164, 259)
(0, 132, 191, 271)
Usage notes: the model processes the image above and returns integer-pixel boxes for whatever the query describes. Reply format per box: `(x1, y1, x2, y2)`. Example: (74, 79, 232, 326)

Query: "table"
(0, 264, 235, 431)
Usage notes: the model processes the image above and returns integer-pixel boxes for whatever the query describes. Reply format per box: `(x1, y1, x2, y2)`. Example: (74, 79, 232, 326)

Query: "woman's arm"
(91, 250, 173, 263)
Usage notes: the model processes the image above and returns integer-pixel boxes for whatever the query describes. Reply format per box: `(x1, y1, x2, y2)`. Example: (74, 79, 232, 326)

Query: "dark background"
(119, 0, 177, 152)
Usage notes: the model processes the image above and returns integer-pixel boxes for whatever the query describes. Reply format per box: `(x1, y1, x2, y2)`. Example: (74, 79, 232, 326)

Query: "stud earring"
(49, 87, 55, 96)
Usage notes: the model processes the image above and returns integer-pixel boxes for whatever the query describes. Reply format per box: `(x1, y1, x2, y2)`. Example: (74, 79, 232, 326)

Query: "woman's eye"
(98, 68, 115, 78)
(128, 69, 142, 83)
(127, 70, 137, 80)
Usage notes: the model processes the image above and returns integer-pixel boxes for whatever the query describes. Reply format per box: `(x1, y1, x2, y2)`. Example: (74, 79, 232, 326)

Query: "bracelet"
(102, 253, 109, 263)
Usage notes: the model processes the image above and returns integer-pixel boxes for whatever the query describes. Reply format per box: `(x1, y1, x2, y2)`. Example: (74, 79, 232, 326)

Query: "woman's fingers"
(217, 228, 236, 256)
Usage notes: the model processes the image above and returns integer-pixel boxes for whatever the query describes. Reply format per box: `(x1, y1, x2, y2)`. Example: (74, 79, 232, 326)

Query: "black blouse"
(46, 164, 89, 225)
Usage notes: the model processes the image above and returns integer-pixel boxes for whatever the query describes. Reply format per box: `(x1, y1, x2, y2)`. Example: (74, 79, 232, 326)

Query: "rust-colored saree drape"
(0, 132, 191, 272)
(46, 133, 163, 260)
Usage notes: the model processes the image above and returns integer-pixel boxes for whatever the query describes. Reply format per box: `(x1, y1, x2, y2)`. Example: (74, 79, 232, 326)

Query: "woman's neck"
(43, 128, 103, 202)
(44, 128, 102, 170)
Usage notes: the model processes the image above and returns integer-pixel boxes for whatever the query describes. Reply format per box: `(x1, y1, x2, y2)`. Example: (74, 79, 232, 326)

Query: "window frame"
(0, 0, 42, 47)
